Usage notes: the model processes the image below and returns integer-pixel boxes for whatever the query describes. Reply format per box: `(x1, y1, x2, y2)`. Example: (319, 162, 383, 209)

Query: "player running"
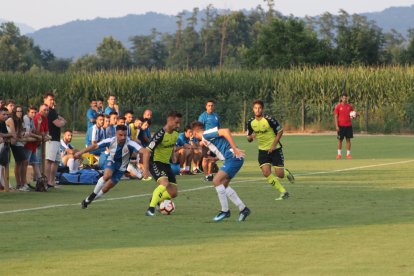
(145, 111, 182, 217)
(246, 99, 294, 201)
(191, 121, 251, 222)
(74, 125, 150, 209)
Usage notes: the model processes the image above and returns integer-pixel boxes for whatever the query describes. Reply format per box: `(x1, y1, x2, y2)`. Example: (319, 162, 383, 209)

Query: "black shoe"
(81, 200, 89, 209)
(204, 174, 214, 181)
(238, 207, 251, 221)
(146, 207, 155, 216)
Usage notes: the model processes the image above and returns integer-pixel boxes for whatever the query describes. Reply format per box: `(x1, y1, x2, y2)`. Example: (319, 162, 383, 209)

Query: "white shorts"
(46, 141, 61, 162)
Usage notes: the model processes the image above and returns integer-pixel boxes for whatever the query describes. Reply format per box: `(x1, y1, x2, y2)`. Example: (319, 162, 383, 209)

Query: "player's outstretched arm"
(74, 144, 99, 159)
(218, 128, 245, 158)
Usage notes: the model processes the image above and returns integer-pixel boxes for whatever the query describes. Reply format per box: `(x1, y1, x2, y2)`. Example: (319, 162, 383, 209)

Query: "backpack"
(58, 169, 102, 185)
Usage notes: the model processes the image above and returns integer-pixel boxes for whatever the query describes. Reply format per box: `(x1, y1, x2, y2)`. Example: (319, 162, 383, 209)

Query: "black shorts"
(337, 126, 353, 140)
(10, 145, 27, 162)
(149, 161, 176, 184)
(258, 148, 284, 168)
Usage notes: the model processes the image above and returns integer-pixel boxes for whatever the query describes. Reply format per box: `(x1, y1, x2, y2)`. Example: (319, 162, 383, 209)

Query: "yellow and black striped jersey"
(247, 115, 282, 150)
(147, 128, 179, 163)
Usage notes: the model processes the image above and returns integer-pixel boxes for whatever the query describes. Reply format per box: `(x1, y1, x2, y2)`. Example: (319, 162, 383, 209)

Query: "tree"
(244, 17, 327, 68)
(96, 36, 131, 70)
(130, 29, 167, 69)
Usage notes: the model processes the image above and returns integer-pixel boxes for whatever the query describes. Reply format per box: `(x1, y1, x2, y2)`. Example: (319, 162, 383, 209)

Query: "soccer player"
(246, 100, 294, 201)
(86, 99, 98, 129)
(191, 121, 251, 222)
(334, 93, 358, 159)
(104, 95, 120, 115)
(74, 125, 150, 209)
(145, 111, 182, 217)
(85, 114, 105, 155)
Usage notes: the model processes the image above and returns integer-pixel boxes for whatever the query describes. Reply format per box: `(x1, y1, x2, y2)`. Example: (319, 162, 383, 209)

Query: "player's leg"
(345, 126, 353, 159)
(259, 150, 287, 198)
(184, 148, 193, 173)
(211, 170, 231, 221)
(81, 166, 113, 208)
(273, 149, 294, 184)
(337, 127, 345, 159)
(192, 147, 202, 173)
(146, 161, 174, 216)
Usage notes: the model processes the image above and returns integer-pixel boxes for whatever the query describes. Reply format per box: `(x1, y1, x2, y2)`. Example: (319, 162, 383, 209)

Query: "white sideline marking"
(1, 159, 413, 215)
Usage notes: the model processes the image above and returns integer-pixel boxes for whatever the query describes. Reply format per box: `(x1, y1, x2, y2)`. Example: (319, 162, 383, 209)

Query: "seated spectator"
(60, 130, 81, 173)
(96, 98, 104, 114)
(124, 110, 134, 138)
(173, 125, 202, 175)
(102, 114, 110, 138)
(106, 112, 118, 138)
(116, 116, 126, 126)
(85, 114, 105, 156)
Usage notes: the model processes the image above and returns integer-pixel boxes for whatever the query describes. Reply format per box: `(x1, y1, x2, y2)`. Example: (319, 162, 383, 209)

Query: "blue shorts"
(104, 160, 125, 184)
(24, 148, 39, 164)
(220, 157, 244, 179)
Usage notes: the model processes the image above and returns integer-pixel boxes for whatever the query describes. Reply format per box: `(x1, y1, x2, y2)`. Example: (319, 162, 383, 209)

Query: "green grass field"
(1, 134, 414, 275)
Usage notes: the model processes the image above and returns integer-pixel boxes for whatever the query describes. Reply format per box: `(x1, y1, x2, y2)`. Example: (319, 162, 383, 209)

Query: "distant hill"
(25, 5, 414, 59)
(27, 12, 180, 59)
(362, 5, 414, 36)
(0, 18, 35, 34)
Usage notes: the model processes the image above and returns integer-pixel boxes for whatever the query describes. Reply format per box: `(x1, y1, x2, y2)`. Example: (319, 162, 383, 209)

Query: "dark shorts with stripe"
(258, 148, 284, 168)
(337, 126, 353, 140)
(149, 160, 176, 184)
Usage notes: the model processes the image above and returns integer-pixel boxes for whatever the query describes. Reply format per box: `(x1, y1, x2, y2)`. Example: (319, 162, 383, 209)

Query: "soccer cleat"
(213, 210, 231, 222)
(145, 207, 155, 217)
(336, 154, 341, 160)
(238, 207, 251, 222)
(81, 200, 89, 209)
(204, 174, 214, 182)
(275, 192, 290, 201)
(285, 169, 295, 184)
(346, 154, 352, 159)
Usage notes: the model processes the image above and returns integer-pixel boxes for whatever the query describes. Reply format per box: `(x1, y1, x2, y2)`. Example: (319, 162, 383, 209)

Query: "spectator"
(124, 110, 134, 138)
(102, 114, 110, 138)
(139, 109, 152, 147)
(0, 107, 13, 192)
(116, 116, 126, 126)
(44, 92, 67, 188)
(6, 105, 29, 191)
(106, 111, 118, 138)
(23, 106, 43, 187)
(104, 95, 119, 115)
(85, 114, 105, 154)
(96, 98, 104, 114)
(4, 99, 15, 115)
(173, 125, 202, 175)
(86, 99, 98, 130)
(60, 130, 81, 173)
(130, 117, 144, 143)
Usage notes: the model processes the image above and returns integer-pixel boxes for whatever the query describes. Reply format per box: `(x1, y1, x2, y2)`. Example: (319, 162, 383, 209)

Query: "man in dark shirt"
(0, 107, 14, 191)
(44, 92, 67, 188)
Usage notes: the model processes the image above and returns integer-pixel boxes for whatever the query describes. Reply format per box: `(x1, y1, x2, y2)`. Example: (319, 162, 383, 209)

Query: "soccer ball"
(159, 200, 175, 215)
(349, 111, 357, 119)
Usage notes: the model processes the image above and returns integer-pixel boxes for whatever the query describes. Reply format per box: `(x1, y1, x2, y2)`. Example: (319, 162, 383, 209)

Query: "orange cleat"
(336, 154, 341, 159)
(346, 154, 352, 159)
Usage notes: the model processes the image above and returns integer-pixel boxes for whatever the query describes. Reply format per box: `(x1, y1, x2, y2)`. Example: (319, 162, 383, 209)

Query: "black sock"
(86, 192, 97, 203)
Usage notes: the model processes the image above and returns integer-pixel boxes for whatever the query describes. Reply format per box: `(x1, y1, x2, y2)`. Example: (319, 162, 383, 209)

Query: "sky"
(1, 0, 414, 30)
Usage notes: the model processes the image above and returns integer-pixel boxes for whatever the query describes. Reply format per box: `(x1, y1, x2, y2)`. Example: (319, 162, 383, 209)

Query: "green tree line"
(3, 3, 414, 71)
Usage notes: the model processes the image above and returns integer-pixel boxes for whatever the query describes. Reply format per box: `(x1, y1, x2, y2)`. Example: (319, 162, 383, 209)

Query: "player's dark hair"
(341, 93, 348, 97)
(5, 99, 15, 106)
(64, 129, 73, 134)
(109, 111, 118, 116)
(206, 99, 215, 104)
(167, 111, 182, 119)
(90, 99, 96, 103)
(0, 107, 9, 112)
(253, 99, 264, 108)
(43, 91, 55, 99)
(184, 125, 192, 132)
(96, 114, 105, 119)
(118, 116, 126, 121)
(116, 124, 127, 132)
(27, 105, 37, 112)
(97, 97, 104, 102)
(191, 121, 205, 131)
(124, 110, 134, 116)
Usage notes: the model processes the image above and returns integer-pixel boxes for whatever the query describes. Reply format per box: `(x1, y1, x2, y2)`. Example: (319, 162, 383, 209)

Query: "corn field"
(0, 66, 413, 133)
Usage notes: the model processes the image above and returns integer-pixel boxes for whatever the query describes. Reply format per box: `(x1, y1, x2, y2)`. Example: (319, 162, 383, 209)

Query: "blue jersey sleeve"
(127, 140, 142, 153)
(175, 133, 186, 146)
(97, 138, 112, 149)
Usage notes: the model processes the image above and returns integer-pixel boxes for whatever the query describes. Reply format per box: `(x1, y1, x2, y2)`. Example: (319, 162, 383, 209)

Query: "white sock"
(347, 150, 351, 155)
(95, 190, 104, 200)
(337, 150, 341, 155)
(67, 158, 79, 173)
(93, 177, 105, 194)
(215, 184, 229, 212)
(225, 186, 245, 211)
(127, 163, 142, 178)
